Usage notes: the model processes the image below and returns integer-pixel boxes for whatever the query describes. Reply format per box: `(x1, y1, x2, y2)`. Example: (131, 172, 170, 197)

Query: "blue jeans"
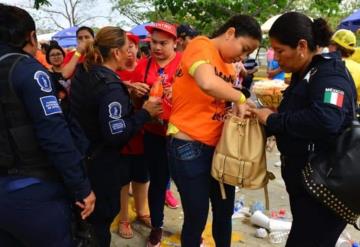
(167, 137, 235, 247)
(0, 177, 73, 247)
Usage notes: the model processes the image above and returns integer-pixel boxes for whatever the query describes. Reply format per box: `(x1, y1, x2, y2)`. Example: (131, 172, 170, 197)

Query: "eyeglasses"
(50, 53, 63, 57)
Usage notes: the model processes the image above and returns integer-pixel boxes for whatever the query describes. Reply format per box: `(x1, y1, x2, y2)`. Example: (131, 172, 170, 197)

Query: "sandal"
(136, 215, 152, 228)
(118, 221, 134, 239)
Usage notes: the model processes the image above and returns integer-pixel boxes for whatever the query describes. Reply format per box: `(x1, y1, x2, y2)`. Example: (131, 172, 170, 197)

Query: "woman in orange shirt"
(167, 15, 261, 247)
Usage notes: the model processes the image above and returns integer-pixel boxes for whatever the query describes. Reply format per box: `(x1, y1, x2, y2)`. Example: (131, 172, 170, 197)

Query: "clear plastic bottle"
(149, 78, 163, 102)
(268, 231, 289, 244)
(233, 199, 243, 213)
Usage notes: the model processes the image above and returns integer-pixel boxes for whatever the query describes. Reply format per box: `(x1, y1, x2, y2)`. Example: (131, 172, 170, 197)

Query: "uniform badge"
(39, 96, 62, 116)
(109, 119, 126, 134)
(108, 102, 122, 119)
(323, 88, 344, 108)
(34, 71, 52, 92)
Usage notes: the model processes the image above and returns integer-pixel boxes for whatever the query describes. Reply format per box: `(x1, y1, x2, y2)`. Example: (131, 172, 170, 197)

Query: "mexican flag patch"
(323, 88, 344, 107)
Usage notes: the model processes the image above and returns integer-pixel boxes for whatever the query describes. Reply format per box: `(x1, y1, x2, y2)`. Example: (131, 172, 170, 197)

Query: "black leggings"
(281, 156, 346, 247)
(144, 132, 170, 228)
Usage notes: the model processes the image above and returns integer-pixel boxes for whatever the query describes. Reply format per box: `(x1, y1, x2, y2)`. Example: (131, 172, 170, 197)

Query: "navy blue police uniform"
(70, 65, 151, 247)
(0, 43, 91, 247)
(265, 52, 357, 246)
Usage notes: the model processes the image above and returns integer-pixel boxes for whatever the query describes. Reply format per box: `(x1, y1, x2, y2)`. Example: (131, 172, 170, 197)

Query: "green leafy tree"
(111, 0, 154, 25)
(33, 0, 50, 9)
(34, 0, 359, 34)
(152, 0, 346, 35)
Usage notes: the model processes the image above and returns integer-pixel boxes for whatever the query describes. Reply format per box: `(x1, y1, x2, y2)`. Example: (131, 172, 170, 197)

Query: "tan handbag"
(211, 114, 274, 207)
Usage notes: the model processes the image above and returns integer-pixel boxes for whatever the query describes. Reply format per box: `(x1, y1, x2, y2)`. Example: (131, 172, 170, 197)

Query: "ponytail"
(84, 42, 103, 71)
(269, 12, 333, 52)
(83, 26, 126, 71)
(312, 18, 332, 48)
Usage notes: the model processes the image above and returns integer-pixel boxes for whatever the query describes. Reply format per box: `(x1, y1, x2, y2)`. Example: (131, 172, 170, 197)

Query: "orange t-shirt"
(169, 36, 236, 146)
(35, 50, 50, 69)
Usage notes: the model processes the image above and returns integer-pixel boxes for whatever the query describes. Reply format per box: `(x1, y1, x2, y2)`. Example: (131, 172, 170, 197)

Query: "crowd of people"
(0, 3, 359, 247)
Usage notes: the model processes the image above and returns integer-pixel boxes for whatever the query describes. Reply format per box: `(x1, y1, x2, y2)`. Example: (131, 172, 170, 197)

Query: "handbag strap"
(143, 57, 152, 85)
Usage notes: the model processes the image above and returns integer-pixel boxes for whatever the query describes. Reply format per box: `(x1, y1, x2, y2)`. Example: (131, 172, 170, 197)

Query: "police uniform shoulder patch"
(34, 70, 52, 93)
(39, 95, 62, 116)
(109, 119, 126, 134)
(323, 88, 344, 107)
(108, 102, 122, 119)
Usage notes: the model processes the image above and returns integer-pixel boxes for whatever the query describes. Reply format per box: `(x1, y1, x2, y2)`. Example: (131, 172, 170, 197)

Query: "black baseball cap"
(177, 24, 198, 38)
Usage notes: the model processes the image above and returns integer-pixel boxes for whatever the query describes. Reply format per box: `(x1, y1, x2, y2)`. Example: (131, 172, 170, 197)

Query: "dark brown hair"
(269, 12, 332, 52)
(211, 15, 262, 42)
(0, 4, 36, 48)
(45, 44, 65, 64)
(84, 26, 126, 70)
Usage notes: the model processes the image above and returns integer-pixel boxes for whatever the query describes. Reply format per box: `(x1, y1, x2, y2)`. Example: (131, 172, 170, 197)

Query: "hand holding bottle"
(149, 79, 163, 102)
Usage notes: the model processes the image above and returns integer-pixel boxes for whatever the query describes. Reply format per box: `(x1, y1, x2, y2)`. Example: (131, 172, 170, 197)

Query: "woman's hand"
(76, 191, 96, 220)
(246, 98, 257, 108)
(249, 108, 275, 125)
(131, 82, 150, 98)
(233, 103, 251, 119)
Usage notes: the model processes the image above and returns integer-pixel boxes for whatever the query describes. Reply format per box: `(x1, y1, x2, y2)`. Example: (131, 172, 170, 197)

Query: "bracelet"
(74, 51, 82, 58)
(237, 93, 246, 105)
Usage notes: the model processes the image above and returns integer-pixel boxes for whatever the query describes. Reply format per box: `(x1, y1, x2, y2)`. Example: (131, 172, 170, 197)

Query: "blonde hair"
(84, 26, 126, 70)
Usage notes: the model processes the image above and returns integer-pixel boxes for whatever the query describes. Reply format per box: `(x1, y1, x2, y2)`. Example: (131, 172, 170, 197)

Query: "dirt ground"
(110, 146, 360, 247)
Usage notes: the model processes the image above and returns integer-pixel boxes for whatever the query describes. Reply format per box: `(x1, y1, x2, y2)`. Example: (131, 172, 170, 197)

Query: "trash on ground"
(255, 228, 268, 238)
(268, 231, 289, 244)
(250, 201, 265, 214)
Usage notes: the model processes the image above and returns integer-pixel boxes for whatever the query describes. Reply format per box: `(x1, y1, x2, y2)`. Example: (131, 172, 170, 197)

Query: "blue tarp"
(130, 23, 153, 38)
(52, 26, 78, 48)
(339, 9, 360, 32)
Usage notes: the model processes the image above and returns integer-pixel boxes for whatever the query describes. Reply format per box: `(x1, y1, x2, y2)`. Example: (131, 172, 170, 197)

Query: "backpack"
(211, 114, 274, 208)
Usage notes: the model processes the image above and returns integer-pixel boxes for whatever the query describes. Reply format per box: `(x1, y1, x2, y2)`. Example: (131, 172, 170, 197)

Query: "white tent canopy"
(37, 32, 57, 42)
(261, 15, 281, 33)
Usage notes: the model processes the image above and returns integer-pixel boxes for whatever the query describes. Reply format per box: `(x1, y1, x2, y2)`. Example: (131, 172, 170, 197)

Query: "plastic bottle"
(234, 199, 243, 213)
(250, 201, 265, 214)
(149, 78, 163, 102)
(268, 231, 289, 244)
(335, 238, 351, 247)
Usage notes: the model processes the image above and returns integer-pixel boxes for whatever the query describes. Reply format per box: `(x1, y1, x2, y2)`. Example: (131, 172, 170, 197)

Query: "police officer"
(70, 26, 162, 247)
(0, 4, 95, 247)
(251, 12, 357, 247)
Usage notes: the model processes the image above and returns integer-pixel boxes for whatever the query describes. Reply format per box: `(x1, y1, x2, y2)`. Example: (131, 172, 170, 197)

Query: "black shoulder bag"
(302, 70, 360, 230)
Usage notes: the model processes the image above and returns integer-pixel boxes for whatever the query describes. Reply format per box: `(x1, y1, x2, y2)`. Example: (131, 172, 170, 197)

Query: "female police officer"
(70, 26, 162, 247)
(250, 12, 357, 246)
(0, 4, 95, 246)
